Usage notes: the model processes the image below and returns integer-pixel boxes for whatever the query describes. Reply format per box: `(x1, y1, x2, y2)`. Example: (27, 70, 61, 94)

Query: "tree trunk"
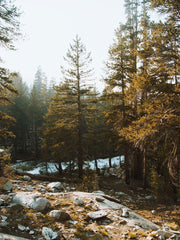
(77, 58, 83, 178)
(95, 158, 98, 172)
(77, 122, 83, 178)
(143, 148, 146, 189)
(125, 148, 130, 185)
(58, 162, 63, 175)
(109, 157, 112, 168)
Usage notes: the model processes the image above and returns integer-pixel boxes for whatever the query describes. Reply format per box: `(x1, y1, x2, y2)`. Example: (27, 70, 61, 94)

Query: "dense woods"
(0, 0, 179, 200)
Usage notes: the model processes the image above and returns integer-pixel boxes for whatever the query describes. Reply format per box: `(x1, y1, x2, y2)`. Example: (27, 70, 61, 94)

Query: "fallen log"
(14, 170, 66, 182)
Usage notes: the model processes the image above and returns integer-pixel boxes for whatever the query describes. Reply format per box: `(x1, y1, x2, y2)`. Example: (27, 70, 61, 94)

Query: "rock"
(87, 210, 107, 220)
(23, 175, 31, 182)
(109, 167, 120, 176)
(168, 234, 178, 239)
(119, 219, 127, 225)
(66, 220, 78, 228)
(121, 208, 129, 217)
(0, 233, 29, 239)
(0, 220, 8, 227)
(155, 229, 172, 239)
(59, 210, 71, 221)
(49, 209, 71, 221)
(13, 192, 50, 211)
(169, 223, 179, 231)
(116, 192, 126, 197)
(122, 232, 128, 238)
(93, 190, 105, 195)
(18, 224, 26, 231)
(145, 195, 154, 200)
(26, 186, 33, 191)
(47, 182, 64, 191)
(1, 215, 7, 221)
(42, 227, 58, 240)
(0, 198, 4, 206)
(31, 197, 51, 211)
(74, 197, 84, 206)
(49, 210, 61, 219)
(96, 196, 105, 202)
(0, 177, 13, 191)
(0, 215, 8, 227)
(146, 237, 153, 240)
(4, 181, 13, 191)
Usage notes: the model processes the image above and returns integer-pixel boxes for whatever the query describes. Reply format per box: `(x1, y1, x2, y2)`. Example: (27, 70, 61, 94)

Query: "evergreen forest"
(0, 0, 180, 202)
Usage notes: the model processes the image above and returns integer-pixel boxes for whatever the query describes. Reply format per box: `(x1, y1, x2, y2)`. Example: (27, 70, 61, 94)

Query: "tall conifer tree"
(44, 36, 94, 177)
(0, 0, 20, 145)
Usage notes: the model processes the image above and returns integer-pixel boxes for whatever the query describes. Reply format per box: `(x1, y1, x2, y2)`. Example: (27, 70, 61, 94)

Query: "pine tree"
(43, 82, 77, 174)
(43, 36, 94, 177)
(7, 74, 30, 157)
(0, 70, 17, 143)
(103, 20, 140, 184)
(149, 0, 180, 189)
(0, 0, 20, 146)
(119, 0, 180, 189)
(0, 0, 20, 49)
(29, 67, 49, 159)
(61, 35, 94, 177)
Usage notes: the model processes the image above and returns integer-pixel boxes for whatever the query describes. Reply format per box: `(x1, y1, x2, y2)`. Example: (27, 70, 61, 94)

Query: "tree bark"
(109, 157, 112, 168)
(143, 148, 146, 189)
(125, 148, 130, 185)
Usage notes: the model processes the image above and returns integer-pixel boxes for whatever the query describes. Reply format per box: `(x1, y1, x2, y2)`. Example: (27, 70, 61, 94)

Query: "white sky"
(1, 0, 126, 91)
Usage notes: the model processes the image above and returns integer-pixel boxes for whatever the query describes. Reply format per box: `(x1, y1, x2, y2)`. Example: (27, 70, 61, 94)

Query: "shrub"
(149, 167, 176, 201)
(80, 168, 99, 192)
(0, 149, 11, 176)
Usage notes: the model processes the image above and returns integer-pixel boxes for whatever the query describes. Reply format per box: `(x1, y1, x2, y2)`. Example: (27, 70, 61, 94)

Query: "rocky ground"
(0, 172, 180, 240)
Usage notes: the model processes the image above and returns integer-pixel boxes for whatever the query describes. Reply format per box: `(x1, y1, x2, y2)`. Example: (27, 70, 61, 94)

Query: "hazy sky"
(1, 0, 126, 90)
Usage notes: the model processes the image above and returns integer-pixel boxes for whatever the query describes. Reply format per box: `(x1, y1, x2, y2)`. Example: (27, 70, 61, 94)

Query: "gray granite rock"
(121, 208, 129, 217)
(49, 209, 71, 221)
(3, 180, 13, 191)
(0, 233, 29, 239)
(42, 227, 58, 240)
(87, 210, 107, 219)
(13, 192, 50, 211)
(74, 197, 84, 206)
(96, 196, 105, 202)
(23, 175, 31, 182)
(47, 182, 64, 191)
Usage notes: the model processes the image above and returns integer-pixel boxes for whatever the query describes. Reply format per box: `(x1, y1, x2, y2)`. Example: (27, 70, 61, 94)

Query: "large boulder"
(13, 192, 50, 211)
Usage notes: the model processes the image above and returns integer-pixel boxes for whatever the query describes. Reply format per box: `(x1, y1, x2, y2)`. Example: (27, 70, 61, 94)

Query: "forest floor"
(0, 172, 180, 239)
(98, 176, 180, 229)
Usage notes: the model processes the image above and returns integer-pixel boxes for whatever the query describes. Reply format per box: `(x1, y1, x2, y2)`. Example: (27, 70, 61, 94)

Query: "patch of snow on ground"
(13, 156, 124, 175)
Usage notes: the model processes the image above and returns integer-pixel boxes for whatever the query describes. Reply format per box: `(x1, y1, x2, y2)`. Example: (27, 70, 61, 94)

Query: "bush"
(0, 149, 11, 176)
(80, 168, 99, 192)
(149, 167, 176, 202)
